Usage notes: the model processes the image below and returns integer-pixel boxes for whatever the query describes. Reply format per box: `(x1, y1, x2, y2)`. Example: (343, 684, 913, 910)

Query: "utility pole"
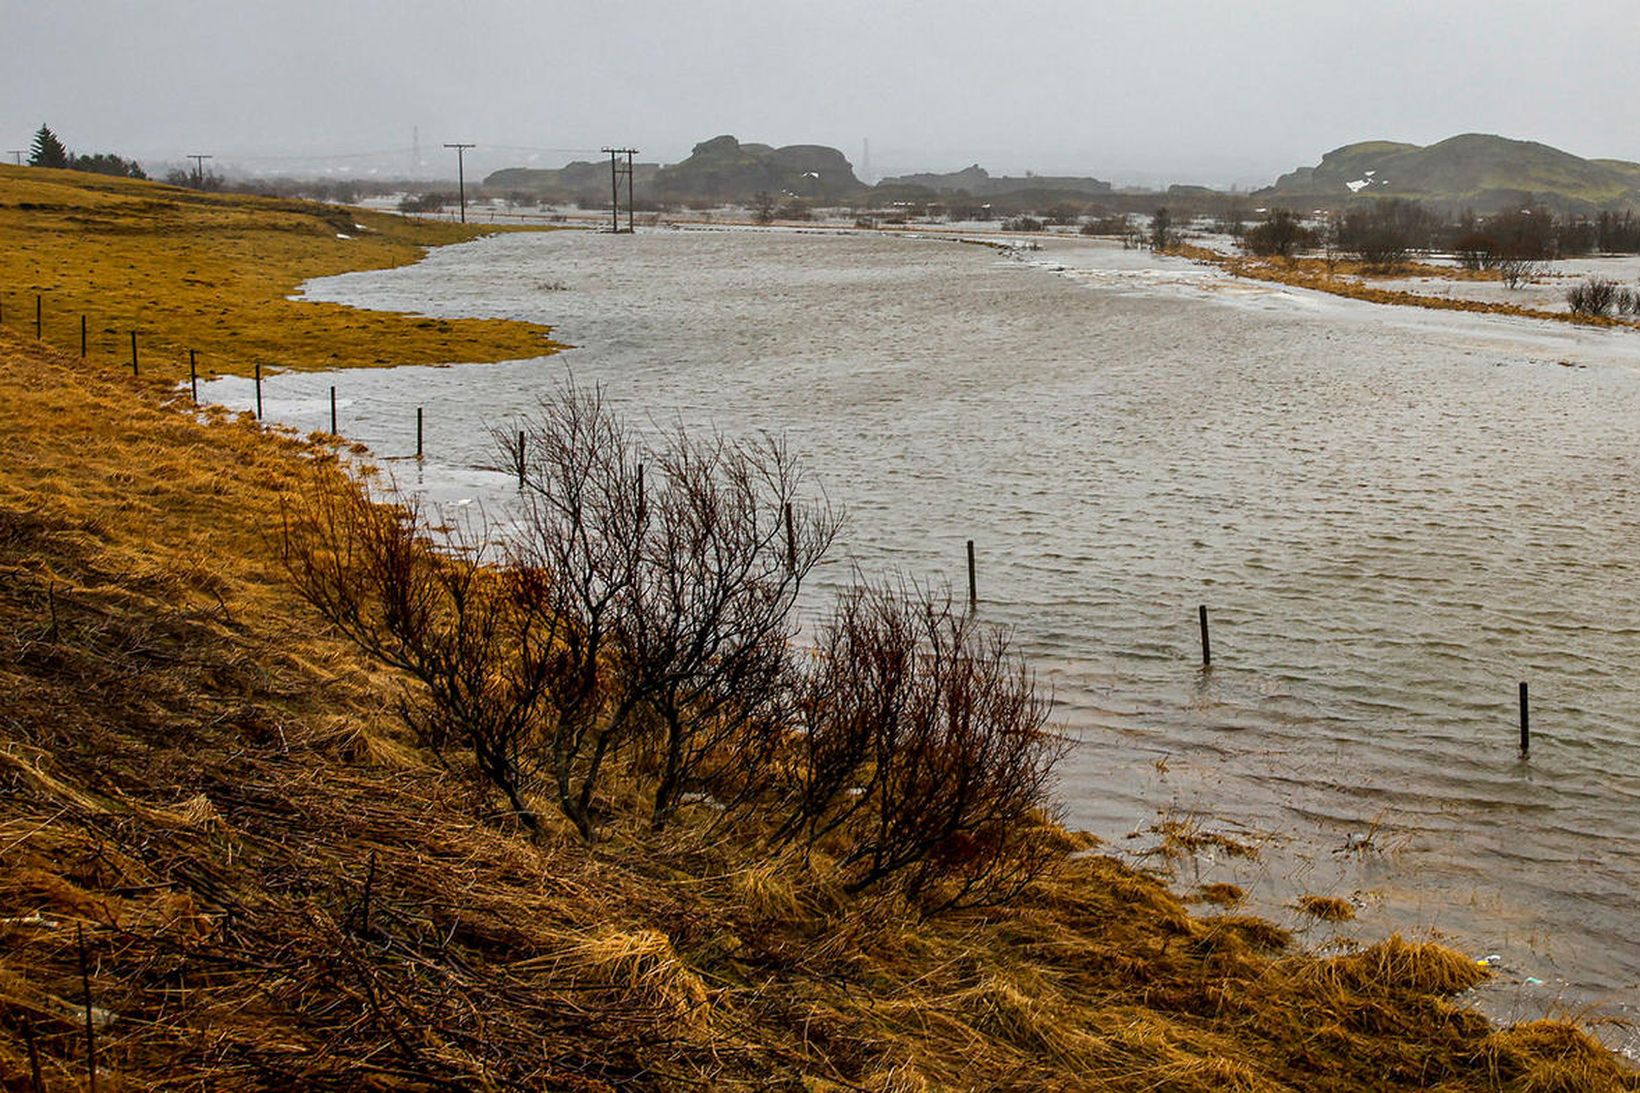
(602, 147, 639, 233)
(444, 143, 475, 222)
(187, 154, 212, 186)
(6, 150, 23, 166)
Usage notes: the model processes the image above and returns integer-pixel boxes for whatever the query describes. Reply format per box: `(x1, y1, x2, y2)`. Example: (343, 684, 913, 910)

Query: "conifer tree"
(28, 124, 69, 169)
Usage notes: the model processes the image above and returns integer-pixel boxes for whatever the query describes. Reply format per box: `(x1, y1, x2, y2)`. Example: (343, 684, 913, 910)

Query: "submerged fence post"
(130, 331, 138, 377)
(517, 429, 526, 487)
(1519, 681, 1530, 757)
(967, 539, 977, 612)
(785, 501, 797, 572)
(254, 363, 263, 420)
(416, 406, 424, 459)
(189, 349, 198, 404)
(1198, 604, 1212, 667)
(330, 386, 337, 435)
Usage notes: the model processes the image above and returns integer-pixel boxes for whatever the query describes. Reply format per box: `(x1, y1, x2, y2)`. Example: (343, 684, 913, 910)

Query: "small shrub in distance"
(1567, 278, 1619, 316)
(1241, 209, 1312, 258)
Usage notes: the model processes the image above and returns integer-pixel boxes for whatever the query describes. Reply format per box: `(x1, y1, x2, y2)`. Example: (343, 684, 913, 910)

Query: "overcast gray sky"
(5, 0, 1638, 187)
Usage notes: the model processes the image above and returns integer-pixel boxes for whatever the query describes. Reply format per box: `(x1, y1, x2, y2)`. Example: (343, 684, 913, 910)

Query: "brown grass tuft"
(1296, 894, 1357, 922)
(1190, 882, 1247, 907)
(1322, 933, 1489, 994)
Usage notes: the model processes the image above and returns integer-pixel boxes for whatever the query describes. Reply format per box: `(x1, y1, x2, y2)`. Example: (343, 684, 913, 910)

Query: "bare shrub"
(1079, 214, 1129, 237)
(287, 383, 1056, 902)
(1241, 209, 1312, 258)
(780, 583, 1066, 909)
(1332, 198, 1439, 271)
(499, 386, 652, 839)
(623, 427, 839, 829)
(281, 480, 560, 831)
(1567, 278, 1619, 316)
(288, 384, 837, 842)
(1497, 256, 1546, 290)
(1453, 231, 1497, 271)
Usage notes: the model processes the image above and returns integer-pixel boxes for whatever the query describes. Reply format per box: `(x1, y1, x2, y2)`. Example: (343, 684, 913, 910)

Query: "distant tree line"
(1224, 199, 1640, 271)
(24, 123, 146, 179)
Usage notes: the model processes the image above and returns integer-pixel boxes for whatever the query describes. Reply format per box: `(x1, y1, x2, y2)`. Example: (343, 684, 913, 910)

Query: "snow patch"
(1347, 179, 1369, 193)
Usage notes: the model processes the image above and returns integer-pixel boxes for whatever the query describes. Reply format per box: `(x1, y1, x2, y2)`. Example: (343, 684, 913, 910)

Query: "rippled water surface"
(206, 227, 1640, 1031)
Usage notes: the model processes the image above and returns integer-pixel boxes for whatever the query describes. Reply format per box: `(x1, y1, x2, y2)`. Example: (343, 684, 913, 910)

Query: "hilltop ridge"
(1262, 133, 1640, 212)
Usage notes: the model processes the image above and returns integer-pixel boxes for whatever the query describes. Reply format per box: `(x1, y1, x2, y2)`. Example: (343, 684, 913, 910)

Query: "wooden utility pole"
(443, 143, 475, 222)
(602, 147, 638, 233)
(6, 150, 24, 166)
(186, 154, 212, 186)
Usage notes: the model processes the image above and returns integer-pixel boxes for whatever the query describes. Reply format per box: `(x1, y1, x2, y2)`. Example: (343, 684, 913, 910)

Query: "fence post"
(1519, 681, 1530, 757)
(1198, 604, 1212, 667)
(416, 406, 424, 459)
(254, 363, 263, 420)
(189, 349, 198, 404)
(130, 331, 138, 377)
(967, 539, 977, 612)
(517, 429, 526, 487)
(330, 386, 337, 435)
(785, 502, 797, 571)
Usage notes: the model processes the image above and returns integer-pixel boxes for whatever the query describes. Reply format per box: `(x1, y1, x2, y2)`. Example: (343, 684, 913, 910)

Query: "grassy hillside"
(1264, 133, 1640, 210)
(0, 172, 1634, 1090)
(0, 164, 560, 376)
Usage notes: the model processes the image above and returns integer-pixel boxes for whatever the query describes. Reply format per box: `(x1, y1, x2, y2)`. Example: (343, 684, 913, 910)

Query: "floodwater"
(204, 227, 1640, 1039)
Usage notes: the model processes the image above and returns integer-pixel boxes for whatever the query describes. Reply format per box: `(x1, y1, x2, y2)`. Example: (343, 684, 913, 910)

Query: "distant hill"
(648, 135, 864, 201)
(1261, 134, 1640, 212)
(486, 135, 865, 204)
(878, 164, 1112, 198)
(483, 160, 661, 198)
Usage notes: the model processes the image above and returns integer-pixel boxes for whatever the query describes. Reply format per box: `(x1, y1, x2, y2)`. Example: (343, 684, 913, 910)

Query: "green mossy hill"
(1264, 133, 1640, 212)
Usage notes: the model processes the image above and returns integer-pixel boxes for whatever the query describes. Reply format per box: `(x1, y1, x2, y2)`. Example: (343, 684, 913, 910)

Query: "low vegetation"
(1, 169, 1635, 1089)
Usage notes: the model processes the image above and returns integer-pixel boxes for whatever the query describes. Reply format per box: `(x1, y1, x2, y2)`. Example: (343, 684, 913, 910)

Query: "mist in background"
(4, 0, 1637, 187)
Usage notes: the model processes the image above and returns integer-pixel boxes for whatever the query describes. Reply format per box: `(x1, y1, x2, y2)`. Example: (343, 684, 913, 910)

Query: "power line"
(443, 143, 475, 222)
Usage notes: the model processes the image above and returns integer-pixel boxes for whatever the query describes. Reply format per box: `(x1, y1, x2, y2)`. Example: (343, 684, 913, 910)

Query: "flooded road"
(206, 227, 1640, 1037)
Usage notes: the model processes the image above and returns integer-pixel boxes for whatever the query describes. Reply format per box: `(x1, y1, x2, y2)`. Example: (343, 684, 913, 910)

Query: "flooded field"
(205, 227, 1640, 1039)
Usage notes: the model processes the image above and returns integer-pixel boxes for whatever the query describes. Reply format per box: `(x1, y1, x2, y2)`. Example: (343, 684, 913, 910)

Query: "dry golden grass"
(0, 164, 562, 376)
(0, 173, 1634, 1089)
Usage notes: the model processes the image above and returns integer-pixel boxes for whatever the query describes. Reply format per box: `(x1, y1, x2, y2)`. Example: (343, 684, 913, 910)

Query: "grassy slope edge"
(0, 163, 561, 375)
(0, 173, 1634, 1091)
